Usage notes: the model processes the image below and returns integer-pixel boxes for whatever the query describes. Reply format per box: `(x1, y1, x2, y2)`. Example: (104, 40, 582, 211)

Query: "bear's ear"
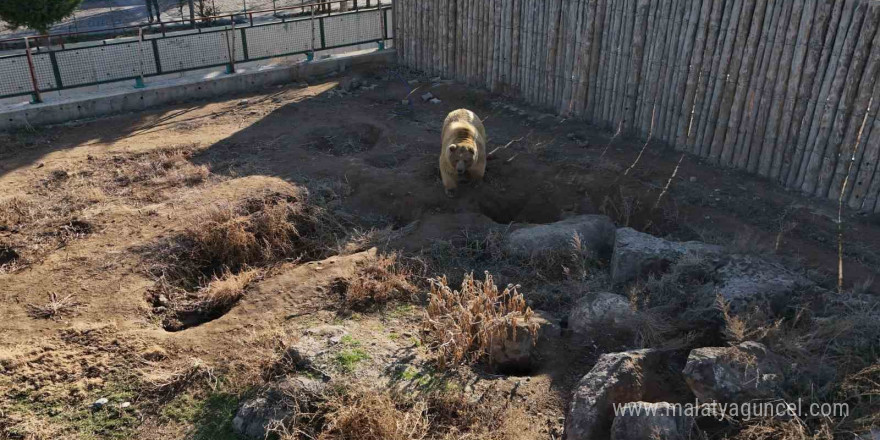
(448, 144, 458, 152)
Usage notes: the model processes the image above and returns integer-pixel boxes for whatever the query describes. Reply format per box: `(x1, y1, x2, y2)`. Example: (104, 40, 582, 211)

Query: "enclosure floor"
(1, 68, 878, 438)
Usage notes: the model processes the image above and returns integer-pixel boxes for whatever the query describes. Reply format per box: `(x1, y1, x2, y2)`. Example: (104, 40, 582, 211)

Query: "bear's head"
(448, 142, 477, 176)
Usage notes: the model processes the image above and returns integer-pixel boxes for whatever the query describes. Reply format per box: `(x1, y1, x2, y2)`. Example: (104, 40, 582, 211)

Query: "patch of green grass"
(396, 365, 449, 391)
(188, 392, 240, 440)
(340, 334, 361, 347)
(387, 332, 400, 340)
(161, 391, 240, 440)
(388, 304, 414, 318)
(334, 348, 370, 373)
(5, 376, 142, 440)
(160, 393, 201, 423)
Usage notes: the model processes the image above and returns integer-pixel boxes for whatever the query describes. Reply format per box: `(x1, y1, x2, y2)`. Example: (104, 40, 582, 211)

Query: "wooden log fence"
(393, 0, 880, 211)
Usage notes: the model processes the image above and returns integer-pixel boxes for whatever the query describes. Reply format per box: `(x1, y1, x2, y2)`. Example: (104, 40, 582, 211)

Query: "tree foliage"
(0, 0, 83, 34)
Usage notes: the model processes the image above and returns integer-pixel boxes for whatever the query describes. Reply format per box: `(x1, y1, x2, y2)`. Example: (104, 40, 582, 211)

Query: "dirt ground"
(1, 65, 878, 439)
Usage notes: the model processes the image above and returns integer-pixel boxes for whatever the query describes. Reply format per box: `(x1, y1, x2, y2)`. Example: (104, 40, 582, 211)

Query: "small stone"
(157, 295, 169, 306)
(92, 398, 109, 409)
(689, 176, 697, 183)
(238, 99, 249, 106)
(401, 99, 411, 105)
(420, 92, 434, 102)
(153, 306, 167, 314)
(119, 402, 132, 409)
(429, 98, 442, 104)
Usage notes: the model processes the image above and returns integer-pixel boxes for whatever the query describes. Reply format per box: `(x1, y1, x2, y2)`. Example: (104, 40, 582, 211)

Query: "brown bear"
(439, 108, 487, 197)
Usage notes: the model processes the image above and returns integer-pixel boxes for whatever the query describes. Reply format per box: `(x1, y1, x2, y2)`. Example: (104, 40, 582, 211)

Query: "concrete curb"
(0, 49, 396, 131)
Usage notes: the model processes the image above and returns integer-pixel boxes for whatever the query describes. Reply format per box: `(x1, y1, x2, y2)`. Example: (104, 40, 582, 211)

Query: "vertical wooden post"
(24, 37, 43, 104)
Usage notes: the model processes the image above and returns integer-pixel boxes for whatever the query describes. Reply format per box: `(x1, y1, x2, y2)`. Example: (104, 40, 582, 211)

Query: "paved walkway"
(1, 0, 390, 40)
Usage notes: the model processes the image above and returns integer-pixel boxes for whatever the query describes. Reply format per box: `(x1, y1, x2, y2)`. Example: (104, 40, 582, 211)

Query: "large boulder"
(565, 349, 691, 440)
(611, 228, 723, 284)
(505, 215, 616, 260)
(232, 376, 327, 439)
(568, 292, 636, 335)
(682, 341, 785, 404)
(714, 255, 812, 312)
(489, 310, 559, 374)
(610, 402, 697, 440)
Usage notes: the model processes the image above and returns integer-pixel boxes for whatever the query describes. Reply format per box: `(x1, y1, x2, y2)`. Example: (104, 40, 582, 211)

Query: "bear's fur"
(439, 109, 487, 197)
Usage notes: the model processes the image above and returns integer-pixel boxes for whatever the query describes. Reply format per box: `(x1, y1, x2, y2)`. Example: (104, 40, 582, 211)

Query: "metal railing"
(0, 1, 392, 102)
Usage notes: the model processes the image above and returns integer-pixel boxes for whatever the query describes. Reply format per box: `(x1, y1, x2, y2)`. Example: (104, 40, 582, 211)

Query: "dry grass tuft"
(0, 196, 36, 229)
(337, 253, 417, 312)
(25, 292, 81, 320)
(144, 358, 218, 398)
(318, 390, 429, 440)
(315, 386, 539, 440)
(716, 295, 782, 344)
(198, 267, 260, 310)
(734, 418, 833, 440)
(153, 191, 342, 291)
(422, 271, 537, 370)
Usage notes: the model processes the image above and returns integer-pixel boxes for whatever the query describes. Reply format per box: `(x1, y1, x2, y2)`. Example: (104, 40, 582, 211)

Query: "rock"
(92, 398, 109, 409)
(714, 255, 812, 312)
(565, 349, 691, 440)
(611, 228, 724, 284)
(505, 215, 616, 260)
(238, 99, 249, 106)
(689, 176, 697, 183)
(119, 402, 132, 409)
(429, 98, 442, 104)
(489, 310, 558, 373)
(304, 325, 347, 341)
(401, 99, 411, 105)
(683, 341, 785, 404)
(232, 376, 327, 439)
(157, 295, 169, 306)
(610, 402, 697, 440)
(420, 92, 434, 102)
(568, 292, 635, 334)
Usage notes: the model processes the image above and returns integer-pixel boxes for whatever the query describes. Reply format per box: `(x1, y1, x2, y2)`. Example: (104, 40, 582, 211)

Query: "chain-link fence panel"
(245, 18, 313, 59)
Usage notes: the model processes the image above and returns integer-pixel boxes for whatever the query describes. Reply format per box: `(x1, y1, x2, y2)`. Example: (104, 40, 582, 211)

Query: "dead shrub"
(422, 271, 537, 370)
(336, 253, 416, 312)
(25, 292, 81, 320)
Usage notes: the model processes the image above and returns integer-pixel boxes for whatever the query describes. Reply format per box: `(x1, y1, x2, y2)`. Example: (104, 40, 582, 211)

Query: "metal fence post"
(135, 27, 147, 88)
(308, 5, 315, 61)
(377, 3, 385, 50)
(226, 15, 237, 73)
(24, 37, 43, 104)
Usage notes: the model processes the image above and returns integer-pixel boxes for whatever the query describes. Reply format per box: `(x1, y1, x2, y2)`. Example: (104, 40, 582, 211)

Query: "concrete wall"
(0, 49, 395, 131)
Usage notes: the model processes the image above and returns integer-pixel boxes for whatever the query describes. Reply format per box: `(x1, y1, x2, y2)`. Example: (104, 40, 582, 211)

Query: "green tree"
(0, 0, 83, 34)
